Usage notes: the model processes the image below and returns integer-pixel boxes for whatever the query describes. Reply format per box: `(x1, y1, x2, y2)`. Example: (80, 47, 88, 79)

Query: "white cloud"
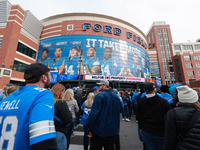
(8, 0, 200, 43)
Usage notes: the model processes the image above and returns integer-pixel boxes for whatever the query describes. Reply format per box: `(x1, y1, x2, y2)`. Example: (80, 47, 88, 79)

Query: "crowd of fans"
(0, 63, 200, 150)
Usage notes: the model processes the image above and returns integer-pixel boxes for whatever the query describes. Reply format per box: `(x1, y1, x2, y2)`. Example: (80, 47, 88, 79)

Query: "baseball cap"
(72, 87, 76, 92)
(144, 83, 155, 93)
(113, 89, 118, 94)
(97, 80, 109, 86)
(24, 63, 50, 80)
(93, 86, 99, 90)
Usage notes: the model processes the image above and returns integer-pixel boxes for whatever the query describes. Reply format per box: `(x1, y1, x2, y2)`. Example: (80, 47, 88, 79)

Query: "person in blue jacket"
(113, 89, 123, 150)
(86, 80, 122, 150)
(160, 85, 173, 104)
(81, 92, 95, 150)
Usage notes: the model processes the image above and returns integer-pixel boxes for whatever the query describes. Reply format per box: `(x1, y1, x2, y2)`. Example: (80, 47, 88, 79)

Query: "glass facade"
(174, 58, 182, 82)
(185, 63, 192, 68)
(183, 45, 193, 50)
(184, 55, 191, 60)
(194, 44, 200, 50)
(174, 45, 181, 50)
(196, 63, 200, 68)
(17, 42, 36, 59)
(194, 55, 200, 60)
(12, 60, 28, 72)
(187, 71, 194, 76)
(150, 61, 160, 77)
(158, 28, 169, 81)
(0, 37, 2, 48)
(198, 70, 200, 76)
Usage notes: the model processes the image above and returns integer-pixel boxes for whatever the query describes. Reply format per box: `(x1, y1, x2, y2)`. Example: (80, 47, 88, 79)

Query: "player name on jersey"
(0, 100, 20, 110)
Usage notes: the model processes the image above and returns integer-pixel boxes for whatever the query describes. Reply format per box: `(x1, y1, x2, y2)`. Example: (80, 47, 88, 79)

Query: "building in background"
(172, 40, 200, 85)
(0, 0, 149, 89)
(147, 21, 174, 85)
(37, 13, 149, 89)
(0, 0, 43, 88)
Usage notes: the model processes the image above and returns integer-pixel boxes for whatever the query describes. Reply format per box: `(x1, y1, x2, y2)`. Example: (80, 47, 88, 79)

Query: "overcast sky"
(9, 0, 200, 43)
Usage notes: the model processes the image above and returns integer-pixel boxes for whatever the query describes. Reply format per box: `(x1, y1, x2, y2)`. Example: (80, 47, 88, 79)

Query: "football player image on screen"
(48, 47, 65, 74)
(101, 47, 118, 76)
(81, 47, 101, 75)
(65, 46, 82, 75)
(132, 53, 143, 77)
(39, 49, 49, 65)
(142, 56, 150, 78)
(117, 49, 134, 77)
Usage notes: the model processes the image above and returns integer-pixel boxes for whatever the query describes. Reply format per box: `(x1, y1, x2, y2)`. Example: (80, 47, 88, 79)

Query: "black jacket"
(54, 100, 72, 134)
(137, 94, 170, 137)
(164, 103, 200, 150)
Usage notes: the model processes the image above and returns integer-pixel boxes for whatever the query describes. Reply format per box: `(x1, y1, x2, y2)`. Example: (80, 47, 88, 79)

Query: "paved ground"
(69, 117, 143, 150)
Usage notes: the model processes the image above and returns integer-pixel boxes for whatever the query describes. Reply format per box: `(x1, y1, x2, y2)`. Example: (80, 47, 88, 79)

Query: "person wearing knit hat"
(164, 85, 200, 150)
(176, 86, 198, 103)
(168, 85, 180, 108)
(169, 85, 179, 96)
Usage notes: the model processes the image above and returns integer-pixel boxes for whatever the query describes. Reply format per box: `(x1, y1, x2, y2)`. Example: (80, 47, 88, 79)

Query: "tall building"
(0, 0, 43, 88)
(172, 41, 200, 85)
(147, 21, 174, 85)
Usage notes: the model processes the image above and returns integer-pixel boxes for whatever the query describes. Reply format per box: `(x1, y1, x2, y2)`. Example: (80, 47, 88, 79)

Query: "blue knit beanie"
(169, 85, 179, 95)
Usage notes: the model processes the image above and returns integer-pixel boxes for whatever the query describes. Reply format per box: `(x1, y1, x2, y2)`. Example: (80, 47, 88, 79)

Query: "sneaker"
(122, 118, 125, 121)
(125, 118, 130, 122)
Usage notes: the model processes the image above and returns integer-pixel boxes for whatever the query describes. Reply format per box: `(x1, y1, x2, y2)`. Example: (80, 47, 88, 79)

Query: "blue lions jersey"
(82, 57, 101, 74)
(0, 85, 56, 150)
(38, 58, 49, 66)
(65, 56, 80, 75)
(160, 93, 174, 104)
(48, 57, 65, 70)
(101, 57, 118, 76)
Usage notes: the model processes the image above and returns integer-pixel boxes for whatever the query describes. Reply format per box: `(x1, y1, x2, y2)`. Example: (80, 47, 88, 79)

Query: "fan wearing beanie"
(164, 85, 200, 150)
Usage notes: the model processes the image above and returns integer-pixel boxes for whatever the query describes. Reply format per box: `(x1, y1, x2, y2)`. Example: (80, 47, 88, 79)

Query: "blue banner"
(156, 77, 162, 87)
(50, 71, 58, 83)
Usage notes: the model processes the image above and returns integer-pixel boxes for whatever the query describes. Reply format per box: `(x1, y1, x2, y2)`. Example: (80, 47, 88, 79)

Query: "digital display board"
(37, 35, 150, 80)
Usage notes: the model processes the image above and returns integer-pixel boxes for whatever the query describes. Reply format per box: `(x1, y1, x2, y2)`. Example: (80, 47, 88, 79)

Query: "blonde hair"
(63, 88, 74, 101)
(85, 92, 95, 108)
(7, 85, 19, 96)
(51, 83, 65, 103)
(193, 101, 200, 111)
(176, 101, 200, 111)
(3, 84, 19, 98)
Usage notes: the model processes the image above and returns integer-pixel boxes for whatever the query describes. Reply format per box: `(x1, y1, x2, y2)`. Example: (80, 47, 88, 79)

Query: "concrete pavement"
(69, 117, 143, 150)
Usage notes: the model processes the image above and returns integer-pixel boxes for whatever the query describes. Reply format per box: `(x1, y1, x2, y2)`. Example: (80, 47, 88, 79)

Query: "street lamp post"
(78, 49, 83, 87)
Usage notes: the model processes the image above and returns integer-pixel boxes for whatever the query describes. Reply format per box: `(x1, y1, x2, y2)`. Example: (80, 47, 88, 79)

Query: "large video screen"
(37, 35, 150, 80)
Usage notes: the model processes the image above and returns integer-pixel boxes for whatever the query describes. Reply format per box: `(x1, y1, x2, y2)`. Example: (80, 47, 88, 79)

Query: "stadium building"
(38, 13, 150, 89)
(0, 0, 151, 89)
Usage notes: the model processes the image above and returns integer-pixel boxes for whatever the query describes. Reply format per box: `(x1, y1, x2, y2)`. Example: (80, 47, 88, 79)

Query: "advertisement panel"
(37, 35, 150, 81)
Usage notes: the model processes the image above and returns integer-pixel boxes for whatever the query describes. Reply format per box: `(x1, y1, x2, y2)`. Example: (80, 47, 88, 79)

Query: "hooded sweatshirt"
(137, 94, 171, 137)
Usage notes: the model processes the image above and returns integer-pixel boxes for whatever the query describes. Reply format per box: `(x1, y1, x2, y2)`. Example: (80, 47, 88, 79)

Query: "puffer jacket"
(164, 103, 200, 150)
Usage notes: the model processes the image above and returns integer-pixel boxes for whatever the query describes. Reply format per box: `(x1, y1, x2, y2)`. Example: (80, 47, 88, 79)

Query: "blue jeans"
(143, 131, 164, 150)
(56, 131, 67, 150)
(122, 105, 129, 118)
